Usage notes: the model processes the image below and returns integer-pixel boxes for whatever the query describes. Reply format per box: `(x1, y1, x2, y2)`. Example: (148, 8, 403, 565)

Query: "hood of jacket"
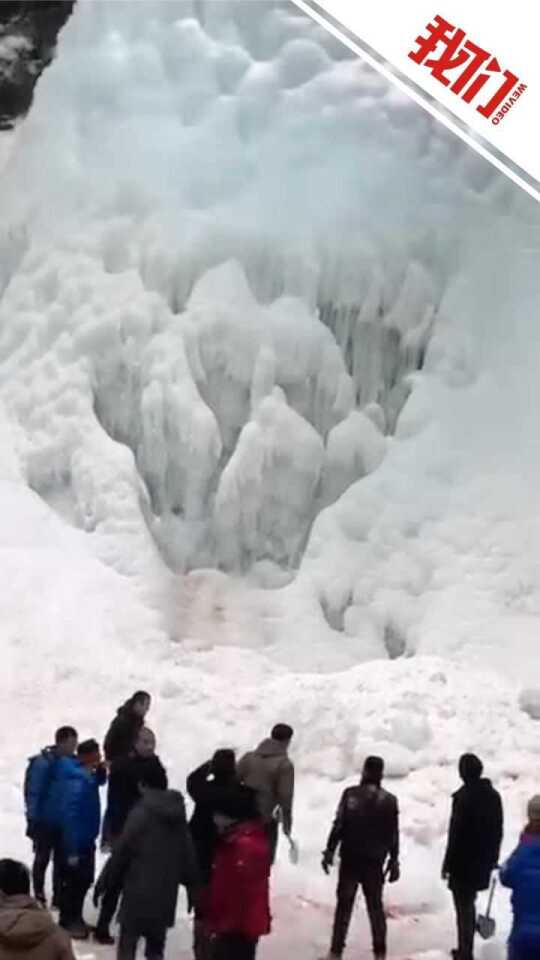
(255, 738, 288, 759)
(142, 789, 186, 824)
(0, 897, 56, 948)
(453, 777, 495, 799)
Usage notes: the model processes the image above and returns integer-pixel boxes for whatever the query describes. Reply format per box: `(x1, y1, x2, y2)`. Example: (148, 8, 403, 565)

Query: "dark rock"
(0, 1, 75, 129)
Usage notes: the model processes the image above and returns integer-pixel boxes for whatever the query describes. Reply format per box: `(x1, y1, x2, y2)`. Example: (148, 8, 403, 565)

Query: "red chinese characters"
(408, 15, 526, 125)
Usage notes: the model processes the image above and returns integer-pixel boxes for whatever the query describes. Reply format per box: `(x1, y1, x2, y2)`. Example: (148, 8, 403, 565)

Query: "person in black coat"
(94, 768, 199, 960)
(186, 749, 237, 960)
(95, 727, 166, 945)
(101, 692, 151, 859)
(103, 692, 151, 765)
(321, 756, 400, 960)
(442, 753, 503, 960)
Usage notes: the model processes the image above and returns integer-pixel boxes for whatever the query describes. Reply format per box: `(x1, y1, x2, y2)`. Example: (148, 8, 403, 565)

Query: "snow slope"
(1, 2, 540, 959)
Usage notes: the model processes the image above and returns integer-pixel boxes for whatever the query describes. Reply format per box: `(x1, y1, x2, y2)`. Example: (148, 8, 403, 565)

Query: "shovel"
(288, 836, 300, 865)
(476, 877, 497, 940)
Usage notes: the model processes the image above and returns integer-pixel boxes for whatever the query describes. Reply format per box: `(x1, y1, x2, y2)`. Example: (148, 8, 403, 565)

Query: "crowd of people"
(0, 689, 535, 960)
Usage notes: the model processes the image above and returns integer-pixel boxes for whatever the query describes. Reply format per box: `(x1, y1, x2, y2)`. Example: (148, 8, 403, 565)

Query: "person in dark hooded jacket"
(187, 750, 237, 960)
(102, 692, 151, 854)
(237, 724, 294, 864)
(321, 756, 399, 960)
(500, 794, 540, 960)
(0, 860, 74, 960)
(94, 766, 200, 960)
(95, 728, 167, 944)
(103, 693, 151, 765)
(442, 753, 503, 960)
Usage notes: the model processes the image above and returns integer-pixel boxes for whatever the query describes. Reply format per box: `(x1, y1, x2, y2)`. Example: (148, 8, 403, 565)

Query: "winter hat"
(214, 784, 259, 821)
(459, 753, 483, 783)
(527, 795, 540, 824)
(362, 756, 384, 786)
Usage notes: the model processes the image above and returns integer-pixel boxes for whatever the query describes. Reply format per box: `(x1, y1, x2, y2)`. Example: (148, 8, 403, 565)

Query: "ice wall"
(0, 0, 537, 611)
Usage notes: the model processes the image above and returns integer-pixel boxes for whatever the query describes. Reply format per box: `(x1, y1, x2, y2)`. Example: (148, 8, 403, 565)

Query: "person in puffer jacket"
(500, 795, 540, 960)
(58, 740, 106, 940)
(237, 724, 294, 864)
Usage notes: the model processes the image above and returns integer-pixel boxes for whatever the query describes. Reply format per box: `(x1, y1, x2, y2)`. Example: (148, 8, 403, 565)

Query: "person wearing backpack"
(237, 724, 294, 865)
(321, 756, 400, 960)
(24, 727, 78, 908)
(58, 739, 107, 940)
(499, 795, 540, 960)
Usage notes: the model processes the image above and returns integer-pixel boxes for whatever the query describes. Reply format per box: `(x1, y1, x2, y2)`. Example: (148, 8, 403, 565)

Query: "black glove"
(386, 860, 400, 883)
(321, 851, 333, 875)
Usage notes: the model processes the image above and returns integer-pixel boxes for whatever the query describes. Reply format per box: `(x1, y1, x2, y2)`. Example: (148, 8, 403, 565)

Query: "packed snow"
(1, 1, 540, 958)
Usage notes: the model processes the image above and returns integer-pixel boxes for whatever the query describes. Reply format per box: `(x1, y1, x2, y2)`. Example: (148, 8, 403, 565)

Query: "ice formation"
(0, 2, 540, 958)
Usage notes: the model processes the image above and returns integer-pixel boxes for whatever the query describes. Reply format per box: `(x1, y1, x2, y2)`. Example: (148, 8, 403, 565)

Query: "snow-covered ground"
(1, 2, 540, 958)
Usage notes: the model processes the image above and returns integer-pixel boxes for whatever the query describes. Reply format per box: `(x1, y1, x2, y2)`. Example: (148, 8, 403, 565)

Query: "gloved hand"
(321, 851, 334, 875)
(387, 860, 400, 883)
(67, 855, 79, 869)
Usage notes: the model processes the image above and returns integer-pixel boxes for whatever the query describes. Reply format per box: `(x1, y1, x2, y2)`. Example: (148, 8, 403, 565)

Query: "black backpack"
(23, 748, 56, 819)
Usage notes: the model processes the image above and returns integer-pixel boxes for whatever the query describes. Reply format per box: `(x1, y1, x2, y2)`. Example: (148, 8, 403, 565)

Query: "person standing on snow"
(442, 753, 503, 960)
(499, 794, 540, 960)
(0, 859, 75, 960)
(237, 724, 294, 864)
(95, 727, 168, 945)
(187, 749, 238, 960)
(102, 691, 151, 851)
(321, 756, 400, 960)
(206, 785, 271, 960)
(93, 767, 200, 960)
(58, 739, 106, 940)
(103, 693, 151, 765)
(24, 726, 78, 909)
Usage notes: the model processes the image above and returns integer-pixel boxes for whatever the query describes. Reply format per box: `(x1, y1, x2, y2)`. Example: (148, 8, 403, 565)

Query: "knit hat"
(527, 795, 540, 823)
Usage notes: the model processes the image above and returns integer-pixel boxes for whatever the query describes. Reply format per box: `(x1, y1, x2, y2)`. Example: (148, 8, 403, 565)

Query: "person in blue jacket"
(25, 726, 78, 907)
(500, 795, 540, 960)
(58, 739, 107, 940)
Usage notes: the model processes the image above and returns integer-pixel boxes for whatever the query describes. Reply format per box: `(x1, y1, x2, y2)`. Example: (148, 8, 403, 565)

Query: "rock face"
(0, 1, 74, 129)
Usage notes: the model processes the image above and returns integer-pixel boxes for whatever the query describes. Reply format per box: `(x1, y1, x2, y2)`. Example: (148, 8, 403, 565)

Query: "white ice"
(1, 1, 540, 958)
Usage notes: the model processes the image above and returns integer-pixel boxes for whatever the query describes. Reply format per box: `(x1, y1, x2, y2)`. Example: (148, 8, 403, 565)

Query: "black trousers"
(451, 886, 477, 960)
(213, 934, 259, 960)
(32, 823, 63, 903)
(265, 821, 279, 866)
(330, 861, 386, 957)
(117, 922, 167, 960)
(59, 848, 95, 927)
(97, 876, 122, 933)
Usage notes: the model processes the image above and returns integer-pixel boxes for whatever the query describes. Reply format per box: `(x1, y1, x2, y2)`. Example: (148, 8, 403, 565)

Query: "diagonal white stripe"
(293, 0, 540, 204)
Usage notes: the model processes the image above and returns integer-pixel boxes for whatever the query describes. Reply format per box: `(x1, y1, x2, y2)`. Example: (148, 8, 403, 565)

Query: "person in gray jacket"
(94, 767, 200, 960)
(237, 723, 294, 864)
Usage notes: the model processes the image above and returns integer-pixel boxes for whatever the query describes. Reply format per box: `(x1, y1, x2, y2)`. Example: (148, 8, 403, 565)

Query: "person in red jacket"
(206, 785, 271, 960)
